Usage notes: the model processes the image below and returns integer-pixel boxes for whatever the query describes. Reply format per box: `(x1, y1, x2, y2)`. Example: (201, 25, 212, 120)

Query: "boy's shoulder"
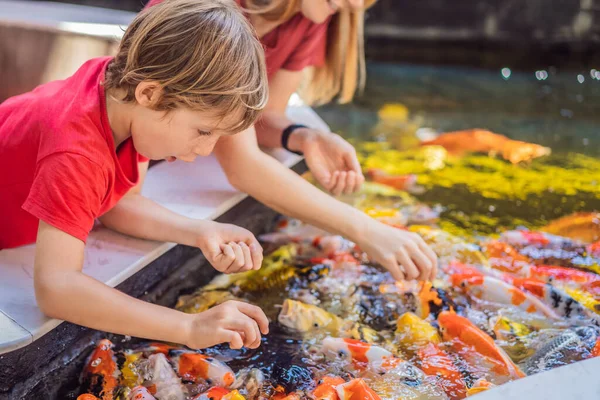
(0, 57, 115, 167)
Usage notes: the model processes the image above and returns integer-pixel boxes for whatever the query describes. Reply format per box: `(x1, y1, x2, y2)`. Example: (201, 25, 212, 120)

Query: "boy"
(0, 0, 269, 350)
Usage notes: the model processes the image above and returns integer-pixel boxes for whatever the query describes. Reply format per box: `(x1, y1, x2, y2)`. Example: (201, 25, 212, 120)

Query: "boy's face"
(129, 83, 239, 162)
(301, 0, 364, 23)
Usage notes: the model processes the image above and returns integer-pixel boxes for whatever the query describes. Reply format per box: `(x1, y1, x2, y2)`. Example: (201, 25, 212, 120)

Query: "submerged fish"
(144, 353, 186, 400)
(395, 312, 441, 350)
(437, 311, 525, 380)
(418, 343, 467, 400)
(507, 277, 597, 322)
(524, 326, 600, 375)
(366, 169, 419, 192)
(484, 241, 532, 276)
(202, 245, 298, 292)
(321, 338, 400, 373)
(81, 339, 119, 400)
(78, 395, 101, 400)
(312, 376, 345, 400)
(336, 379, 381, 400)
(541, 212, 600, 244)
(490, 316, 534, 362)
(176, 290, 240, 314)
(128, 386, 156, 400)
(193, 388, 246, 400)
(420, 129, 551, 164)
(171, 351, 235, 387)
(278, 299, 382, 343)
(452, 274, 559, 319)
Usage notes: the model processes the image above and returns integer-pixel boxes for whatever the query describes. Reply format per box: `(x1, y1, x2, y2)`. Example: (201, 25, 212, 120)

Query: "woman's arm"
(255, 69, 364, 195)
(215, 127, 437, 281)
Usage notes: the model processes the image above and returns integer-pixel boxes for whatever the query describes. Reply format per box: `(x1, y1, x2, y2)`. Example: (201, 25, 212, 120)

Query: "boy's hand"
(195, 221, 263, 274)
(358, 220, 438, 282)
(184, 301, 269, 350)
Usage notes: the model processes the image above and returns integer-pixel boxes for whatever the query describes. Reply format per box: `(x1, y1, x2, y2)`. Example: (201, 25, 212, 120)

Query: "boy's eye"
(198, 130, 212, 136)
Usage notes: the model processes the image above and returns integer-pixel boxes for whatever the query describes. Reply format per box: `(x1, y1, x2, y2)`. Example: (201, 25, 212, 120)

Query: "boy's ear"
(135, 81, 163, 108)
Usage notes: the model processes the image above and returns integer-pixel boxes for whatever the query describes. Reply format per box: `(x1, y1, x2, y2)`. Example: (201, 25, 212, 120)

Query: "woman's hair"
(244, 0, 377, 105)
(105, 0, 268, 133)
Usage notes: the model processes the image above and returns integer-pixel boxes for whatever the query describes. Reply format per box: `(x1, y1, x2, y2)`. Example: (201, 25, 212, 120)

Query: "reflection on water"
(316, 62, 600, 237)
(317, 63, 600, 157)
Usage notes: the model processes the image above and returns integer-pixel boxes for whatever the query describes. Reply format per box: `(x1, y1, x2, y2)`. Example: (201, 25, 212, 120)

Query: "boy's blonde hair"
(105, 0, 267, 133)
(244, 0, 377, 106)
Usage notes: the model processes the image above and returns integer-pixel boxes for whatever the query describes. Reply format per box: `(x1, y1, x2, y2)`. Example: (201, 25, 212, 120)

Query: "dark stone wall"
(365, 0, 599, 44)
(33, 0, 600, 46)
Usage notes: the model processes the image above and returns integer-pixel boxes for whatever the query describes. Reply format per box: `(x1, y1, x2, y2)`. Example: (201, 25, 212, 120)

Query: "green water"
(315, 63, 600, 237)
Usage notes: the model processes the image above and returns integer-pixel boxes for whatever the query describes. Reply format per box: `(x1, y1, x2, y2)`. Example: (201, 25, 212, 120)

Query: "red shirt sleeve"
(282, 20, 329, 72)
(22, 152, 107, 243)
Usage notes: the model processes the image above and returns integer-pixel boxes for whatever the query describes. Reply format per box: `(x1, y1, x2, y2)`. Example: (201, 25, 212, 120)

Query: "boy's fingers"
(250, 243, 263, 270)
(239, 242, 253, 271)
(228, 242, 245, 271)
(236, 302, 269, 334)
(219, 244, 235, 272)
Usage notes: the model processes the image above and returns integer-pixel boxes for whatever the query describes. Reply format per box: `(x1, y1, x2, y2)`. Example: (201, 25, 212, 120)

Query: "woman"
(147, 0, 375, 195)
(142, 0, 437, 283)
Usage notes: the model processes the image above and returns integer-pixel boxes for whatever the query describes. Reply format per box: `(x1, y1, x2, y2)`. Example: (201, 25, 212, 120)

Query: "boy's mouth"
(166, 156, 177, 163)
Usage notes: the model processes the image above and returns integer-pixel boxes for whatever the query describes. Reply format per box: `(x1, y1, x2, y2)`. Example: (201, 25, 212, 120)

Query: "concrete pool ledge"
(0, 104, 327, 356)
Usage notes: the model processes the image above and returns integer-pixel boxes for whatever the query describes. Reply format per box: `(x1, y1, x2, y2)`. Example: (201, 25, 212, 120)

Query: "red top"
(0, 57, 145, 249)
(145, 0, 329, 77)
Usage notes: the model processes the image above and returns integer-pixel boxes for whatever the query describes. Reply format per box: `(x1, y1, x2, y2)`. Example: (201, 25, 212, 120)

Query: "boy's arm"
(214, 127, 438, 281)
(34, 220, 268, 349)
(99, 162, 263, 273)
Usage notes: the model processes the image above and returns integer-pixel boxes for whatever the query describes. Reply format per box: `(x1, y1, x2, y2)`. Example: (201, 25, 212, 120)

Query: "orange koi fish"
(128, 386, 157, 400)
(418, 343, 467, 400)
(420, 129, 551, 164)
(336, 379, 381, 400)
(81, 339, 119, 400)
(171, 351, 235, 387)
(366, 168, 418, 191)
(437, 311, 525, 380)
(312, 376, 345, 400)
(541, 212, 600, 244)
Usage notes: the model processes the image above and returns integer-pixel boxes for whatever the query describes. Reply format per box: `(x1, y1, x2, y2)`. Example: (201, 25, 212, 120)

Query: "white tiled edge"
(0, 104, 324, 355)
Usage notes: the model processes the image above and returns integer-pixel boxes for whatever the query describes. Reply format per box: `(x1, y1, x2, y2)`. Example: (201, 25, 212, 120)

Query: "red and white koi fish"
(506, 276, 597, 322)
(452, 274, 560, 318)
(170, 351, 235, 388)
(146, 353, 186, 400)
(321, 337, 401, 372)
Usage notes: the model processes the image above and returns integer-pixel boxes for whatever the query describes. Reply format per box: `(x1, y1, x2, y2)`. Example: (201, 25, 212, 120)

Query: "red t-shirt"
(145, 0, 328, 77)
(0, 57, 145, 249)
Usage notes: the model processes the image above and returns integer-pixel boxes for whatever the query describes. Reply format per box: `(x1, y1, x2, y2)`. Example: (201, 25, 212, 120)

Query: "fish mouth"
(279, 300, 293, 322)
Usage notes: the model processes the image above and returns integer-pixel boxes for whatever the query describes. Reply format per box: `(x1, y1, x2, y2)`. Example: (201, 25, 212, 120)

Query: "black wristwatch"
(281, 124, 308, 156)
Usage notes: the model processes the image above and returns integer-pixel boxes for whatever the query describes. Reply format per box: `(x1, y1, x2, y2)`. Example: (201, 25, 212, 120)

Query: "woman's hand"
(357, 220, 438, 281)
(290, 128, 364, 196)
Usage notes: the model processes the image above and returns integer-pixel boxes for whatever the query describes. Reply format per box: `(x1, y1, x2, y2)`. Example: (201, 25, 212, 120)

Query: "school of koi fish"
(75, 128, 600, 400)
